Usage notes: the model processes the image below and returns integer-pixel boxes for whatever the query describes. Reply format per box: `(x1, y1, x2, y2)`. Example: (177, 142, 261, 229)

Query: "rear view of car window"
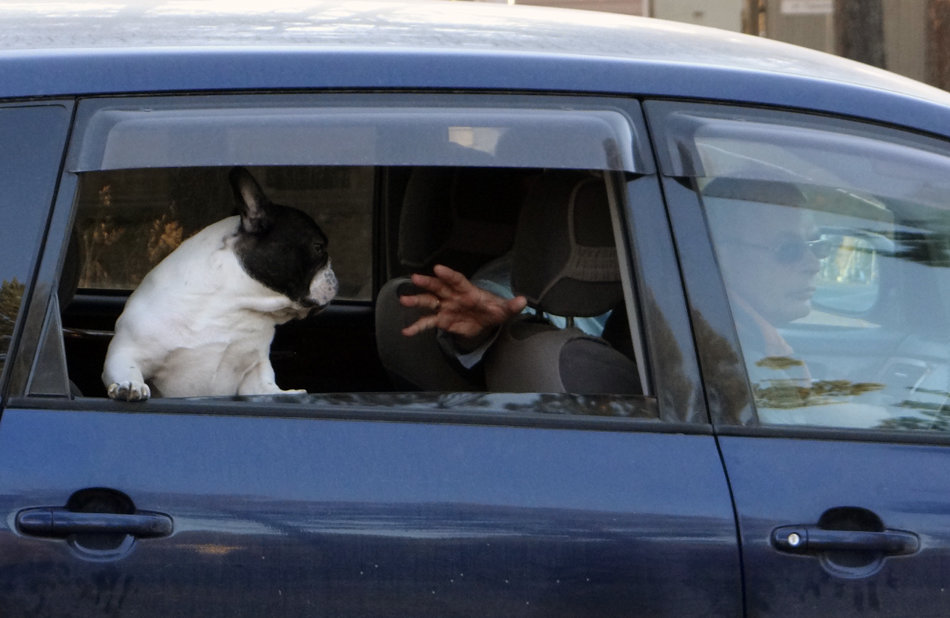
(0, 104, 70, 390)
(664, 103, 950, 433)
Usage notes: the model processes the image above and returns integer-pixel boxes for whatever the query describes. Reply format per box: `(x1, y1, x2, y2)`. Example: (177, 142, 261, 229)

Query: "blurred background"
(472, 0, 950, 91)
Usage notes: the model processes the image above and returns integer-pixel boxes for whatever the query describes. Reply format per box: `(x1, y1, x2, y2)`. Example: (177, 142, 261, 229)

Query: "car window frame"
(10, 90, 711, 434)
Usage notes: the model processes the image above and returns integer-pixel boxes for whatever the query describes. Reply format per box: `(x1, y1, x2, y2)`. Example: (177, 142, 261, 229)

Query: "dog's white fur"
(102, 215, 336, 401)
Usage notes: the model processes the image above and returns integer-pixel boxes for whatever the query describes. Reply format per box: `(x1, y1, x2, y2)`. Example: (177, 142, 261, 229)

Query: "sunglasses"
(736, 238, 834, 264)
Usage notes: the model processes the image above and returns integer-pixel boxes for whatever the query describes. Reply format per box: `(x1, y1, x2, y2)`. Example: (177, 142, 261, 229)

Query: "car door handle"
(772, 524, 918, 556)
(16, 507, 173, 539)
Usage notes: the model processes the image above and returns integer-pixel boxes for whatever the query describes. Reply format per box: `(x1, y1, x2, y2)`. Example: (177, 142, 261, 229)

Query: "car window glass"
(0, 105, 70, 389)
(671, 107, 950, 432)
(46, 95, 666, 425)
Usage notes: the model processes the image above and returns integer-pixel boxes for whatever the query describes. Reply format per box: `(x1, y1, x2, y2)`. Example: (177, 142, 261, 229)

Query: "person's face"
(717, 203, 823, 325)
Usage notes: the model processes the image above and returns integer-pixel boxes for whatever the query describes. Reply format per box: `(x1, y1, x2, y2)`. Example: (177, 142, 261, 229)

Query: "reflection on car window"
(0, 105, 70, 385)
(697, 115, 950, 433)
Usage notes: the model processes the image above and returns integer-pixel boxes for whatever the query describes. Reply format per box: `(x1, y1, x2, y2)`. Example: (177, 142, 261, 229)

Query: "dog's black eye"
(312, 241, 325, 254)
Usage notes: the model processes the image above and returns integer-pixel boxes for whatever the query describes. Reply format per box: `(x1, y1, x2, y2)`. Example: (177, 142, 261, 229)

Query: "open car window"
(25, 93, 673, 425)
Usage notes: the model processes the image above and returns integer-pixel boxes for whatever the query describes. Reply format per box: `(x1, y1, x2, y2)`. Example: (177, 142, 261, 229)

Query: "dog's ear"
(230, 167, 270, 234)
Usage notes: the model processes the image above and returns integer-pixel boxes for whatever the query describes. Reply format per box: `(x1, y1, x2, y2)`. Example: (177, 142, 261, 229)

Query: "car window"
(29, 94, 674, 424)
(655, 102, 950, 432)
(0, 104, 70, 391)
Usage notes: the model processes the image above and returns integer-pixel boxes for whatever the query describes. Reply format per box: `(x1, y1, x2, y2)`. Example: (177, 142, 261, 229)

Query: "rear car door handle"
(16, 507, 173, 539)
(772, 524, 918, 556)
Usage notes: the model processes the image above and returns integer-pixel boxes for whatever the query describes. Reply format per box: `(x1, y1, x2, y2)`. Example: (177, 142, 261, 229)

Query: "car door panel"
(720, 435, 950, 616)
(0, 93, 743, 615)
(0, 404, 741, 616)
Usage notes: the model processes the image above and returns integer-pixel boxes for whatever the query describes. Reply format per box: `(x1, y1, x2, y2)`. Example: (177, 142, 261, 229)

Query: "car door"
(0, 92, 741, 616)
(650, 99, 950, 616)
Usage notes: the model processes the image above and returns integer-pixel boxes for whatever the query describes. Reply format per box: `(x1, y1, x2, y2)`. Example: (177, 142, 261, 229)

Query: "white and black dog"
(102, 167, 338, 401)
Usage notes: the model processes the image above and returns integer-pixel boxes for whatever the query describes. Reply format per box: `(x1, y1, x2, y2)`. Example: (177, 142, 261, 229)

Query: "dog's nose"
(307, 266, 338, 308)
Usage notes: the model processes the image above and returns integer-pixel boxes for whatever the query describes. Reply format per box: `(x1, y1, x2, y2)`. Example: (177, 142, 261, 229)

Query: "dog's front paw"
(108, 381, 151, 401)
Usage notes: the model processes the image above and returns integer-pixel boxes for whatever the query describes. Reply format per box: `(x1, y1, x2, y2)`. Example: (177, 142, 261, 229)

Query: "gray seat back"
(396, 167, 527, 278)
(484, 171, 640, 394)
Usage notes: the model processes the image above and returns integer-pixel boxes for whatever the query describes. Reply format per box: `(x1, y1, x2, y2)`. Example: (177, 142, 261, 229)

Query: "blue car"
(2, 1, 950, 615)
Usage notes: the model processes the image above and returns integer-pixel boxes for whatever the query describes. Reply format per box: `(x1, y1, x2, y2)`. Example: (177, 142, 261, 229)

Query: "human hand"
(400, 264, 527, 343)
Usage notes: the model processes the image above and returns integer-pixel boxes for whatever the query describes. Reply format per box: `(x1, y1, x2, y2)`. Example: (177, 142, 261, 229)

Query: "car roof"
(3, 0, 950, 136)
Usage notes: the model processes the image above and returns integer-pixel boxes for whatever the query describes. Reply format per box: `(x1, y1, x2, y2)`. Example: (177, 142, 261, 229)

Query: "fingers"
(431, 264, 469, 290)
(400, 265, 522, 340)
(408, 271, 442, 295)
(399, 290, 440, 312)
(409, 263, 463, 289)
(399, 292, 441, 337)
(401, 268, 456, 337)
(401, 313, 439, 337)
(402, 264, 469, 311)
(506, 295, 528, 316)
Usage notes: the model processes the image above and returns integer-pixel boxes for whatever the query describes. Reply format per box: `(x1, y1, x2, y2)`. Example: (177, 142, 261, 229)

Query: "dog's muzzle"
(306, 264, 338, 308)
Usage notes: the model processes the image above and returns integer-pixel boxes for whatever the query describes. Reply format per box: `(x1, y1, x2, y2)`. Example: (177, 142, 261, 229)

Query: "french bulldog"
(102, 166, 337, 401)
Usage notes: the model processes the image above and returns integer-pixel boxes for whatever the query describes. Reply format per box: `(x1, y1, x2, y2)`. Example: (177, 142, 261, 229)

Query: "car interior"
(52, 163, 642, 403)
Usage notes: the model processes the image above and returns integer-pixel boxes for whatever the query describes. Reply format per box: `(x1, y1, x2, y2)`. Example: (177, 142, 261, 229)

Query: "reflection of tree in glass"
(756, 356, 806, 371)
(501, 393, 654, 419)
(754, 379, 883, 409)
(0, 277, 25, 373)
(147, 210, 185, 264)
(894, 229, 950, 267)
(644, 291, 701, 423)
(876, 391, 950, 432)
(79, 174, 196, 288)
(80, 183, 126, 287)
(691, 309, 752, 425)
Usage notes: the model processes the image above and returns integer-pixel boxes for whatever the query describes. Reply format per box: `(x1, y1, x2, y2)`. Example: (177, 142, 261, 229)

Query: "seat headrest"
(511, 171, 621, 317)
(397, 167, 531, 277)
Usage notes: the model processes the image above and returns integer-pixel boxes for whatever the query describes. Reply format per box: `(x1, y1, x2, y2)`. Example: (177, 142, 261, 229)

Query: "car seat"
(483, 170, 640, 394)
(375, 166, 533, 390)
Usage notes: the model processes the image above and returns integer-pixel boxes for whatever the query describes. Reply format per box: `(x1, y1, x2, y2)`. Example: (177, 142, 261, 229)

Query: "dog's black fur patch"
(229, 167, 331, 307)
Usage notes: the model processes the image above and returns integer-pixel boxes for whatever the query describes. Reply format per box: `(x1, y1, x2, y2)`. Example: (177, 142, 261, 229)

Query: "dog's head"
(229, 167, 338, 312)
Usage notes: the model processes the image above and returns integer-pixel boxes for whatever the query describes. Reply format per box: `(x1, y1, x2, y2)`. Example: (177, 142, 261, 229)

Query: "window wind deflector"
(71, 107, 639, 172)
(657, 111, 950, 211)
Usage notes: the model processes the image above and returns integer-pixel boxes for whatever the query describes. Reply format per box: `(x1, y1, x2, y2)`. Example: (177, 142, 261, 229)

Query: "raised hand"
(400, 264, 527, 343)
